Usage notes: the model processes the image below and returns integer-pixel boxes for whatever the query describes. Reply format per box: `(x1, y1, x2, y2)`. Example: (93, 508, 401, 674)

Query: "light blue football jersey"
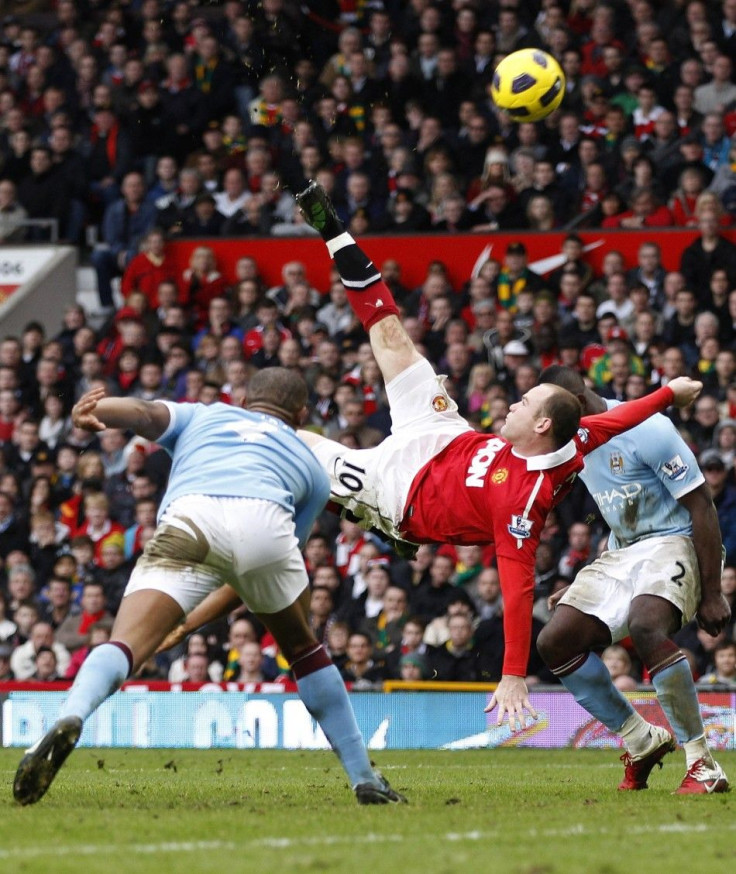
(579, 400, 705, 550)
(155, 402, 330, 547)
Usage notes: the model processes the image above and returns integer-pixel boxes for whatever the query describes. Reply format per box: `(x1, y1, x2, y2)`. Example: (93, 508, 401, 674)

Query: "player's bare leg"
(296, 181, 422, 384)
(13, 590, 183, 805)
(255, 587, 407, 804)
(628, 595, 728, 794)
(537, 605, 676, 790)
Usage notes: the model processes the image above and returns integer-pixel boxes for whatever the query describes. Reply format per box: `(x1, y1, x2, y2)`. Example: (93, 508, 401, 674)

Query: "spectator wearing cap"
(700, 449, 736, 565)
(398, 651, 430, 681)
(179, 192, 224, 237)
(495, 242, 543, 313)
(588, 326, 646, 388)
(714, 418, 736, 469)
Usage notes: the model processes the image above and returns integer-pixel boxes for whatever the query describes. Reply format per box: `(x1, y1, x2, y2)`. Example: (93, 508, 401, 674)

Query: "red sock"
(346, 279, 399, 331)
(328, 233, 399, 331)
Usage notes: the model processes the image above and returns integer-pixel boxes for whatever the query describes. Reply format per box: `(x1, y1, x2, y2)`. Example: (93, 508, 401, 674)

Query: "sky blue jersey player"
(14, 369, 405, 806)
(580, 400, 703, 552)
(156, 401, 329, 550)
(538, 366, 730, 796)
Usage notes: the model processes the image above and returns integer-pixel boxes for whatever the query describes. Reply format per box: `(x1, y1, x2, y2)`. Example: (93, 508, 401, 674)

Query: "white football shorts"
(124, 495, 309, 614)
(558, 534, 700, 641)
(311, 358, 472, 539)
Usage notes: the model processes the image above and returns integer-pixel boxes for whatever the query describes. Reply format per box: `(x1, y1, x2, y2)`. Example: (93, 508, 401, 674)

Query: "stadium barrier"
(2, 687, 734, 751)
(166, 228, 736, 292)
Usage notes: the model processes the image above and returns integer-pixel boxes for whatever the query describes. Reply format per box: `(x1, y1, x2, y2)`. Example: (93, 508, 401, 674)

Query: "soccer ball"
(491, 49, 566, 122)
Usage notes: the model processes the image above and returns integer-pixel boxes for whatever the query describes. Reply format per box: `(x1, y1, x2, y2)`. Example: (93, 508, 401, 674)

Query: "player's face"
(501, 385, 552, 444)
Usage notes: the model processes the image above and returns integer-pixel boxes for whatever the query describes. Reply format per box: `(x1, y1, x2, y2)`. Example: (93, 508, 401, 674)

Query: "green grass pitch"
(0, 748, 735, 874)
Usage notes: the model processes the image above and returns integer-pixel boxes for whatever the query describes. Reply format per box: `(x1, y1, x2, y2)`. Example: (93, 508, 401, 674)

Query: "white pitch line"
(0, 822, 733, 860)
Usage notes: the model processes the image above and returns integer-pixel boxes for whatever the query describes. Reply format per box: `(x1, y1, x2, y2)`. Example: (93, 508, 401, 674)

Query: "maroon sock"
(646, 639, 686, 680)
(290, 643, 333, 680)
(109, 640, 134, 677)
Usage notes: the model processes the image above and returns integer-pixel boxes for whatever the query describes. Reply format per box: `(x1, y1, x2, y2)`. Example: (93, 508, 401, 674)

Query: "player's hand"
(71, 387, 108, 432)
(156, 623, 189, 654)
(696, 592, 731, 637)
(547, 585, 570, 612)
(484, 674, 538, 731)
(668, 377, 703, 408)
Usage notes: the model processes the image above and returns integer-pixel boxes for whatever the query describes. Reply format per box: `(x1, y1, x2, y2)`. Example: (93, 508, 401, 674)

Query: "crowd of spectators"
(0, 0, 736, 691)
(0, 0, 735, 259)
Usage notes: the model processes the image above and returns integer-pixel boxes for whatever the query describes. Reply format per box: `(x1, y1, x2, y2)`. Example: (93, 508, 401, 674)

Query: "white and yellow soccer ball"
(490, 48, 566, 122)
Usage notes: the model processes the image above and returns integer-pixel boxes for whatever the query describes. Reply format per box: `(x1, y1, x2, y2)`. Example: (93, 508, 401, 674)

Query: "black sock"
(332, 243, 381, 286)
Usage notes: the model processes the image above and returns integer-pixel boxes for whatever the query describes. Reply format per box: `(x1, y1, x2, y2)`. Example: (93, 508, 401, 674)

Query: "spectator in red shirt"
(120, 228, 178, 308)
(602, 186, 673, 229)
(243, 297, 291, 359)
(179, 245, 228, 328)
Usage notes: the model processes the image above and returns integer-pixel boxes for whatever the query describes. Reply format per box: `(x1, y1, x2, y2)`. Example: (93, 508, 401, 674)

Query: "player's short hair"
(539, 364, 586, 396)
(539, 384, 582, 448)
(246, 367, 308, 416)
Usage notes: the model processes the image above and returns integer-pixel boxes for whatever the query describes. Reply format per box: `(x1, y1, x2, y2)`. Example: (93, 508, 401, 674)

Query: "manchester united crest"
(491, 468, 508, 485)
(431, 394, 449, 412)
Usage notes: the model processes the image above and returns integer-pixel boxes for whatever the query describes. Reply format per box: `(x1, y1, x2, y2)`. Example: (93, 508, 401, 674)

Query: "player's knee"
(536, 623, 565, 664)
(627, 615, 664, 654)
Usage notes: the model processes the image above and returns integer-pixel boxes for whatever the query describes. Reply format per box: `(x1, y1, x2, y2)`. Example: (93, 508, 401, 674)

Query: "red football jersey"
(400, 385, 675, 676)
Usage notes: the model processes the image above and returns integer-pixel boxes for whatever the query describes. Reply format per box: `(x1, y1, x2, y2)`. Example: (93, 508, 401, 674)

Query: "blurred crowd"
(0, 0, 735, 263)
(0, 0, 736, 690)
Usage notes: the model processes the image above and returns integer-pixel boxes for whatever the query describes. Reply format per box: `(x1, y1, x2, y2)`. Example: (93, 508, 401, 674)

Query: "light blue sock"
(651, 658, 704, 744)
(296, 664, 376, 788)
(59, 643, 130, 722)
(558, 653, 635, 732)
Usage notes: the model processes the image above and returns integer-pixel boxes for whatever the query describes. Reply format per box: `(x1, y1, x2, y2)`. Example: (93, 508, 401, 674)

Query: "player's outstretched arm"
(577, 379, 702, 455)
(72, 387, 171, 442)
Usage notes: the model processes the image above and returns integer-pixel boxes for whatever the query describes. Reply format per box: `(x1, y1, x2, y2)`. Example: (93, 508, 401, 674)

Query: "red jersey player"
(295, 180, 703, 730)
